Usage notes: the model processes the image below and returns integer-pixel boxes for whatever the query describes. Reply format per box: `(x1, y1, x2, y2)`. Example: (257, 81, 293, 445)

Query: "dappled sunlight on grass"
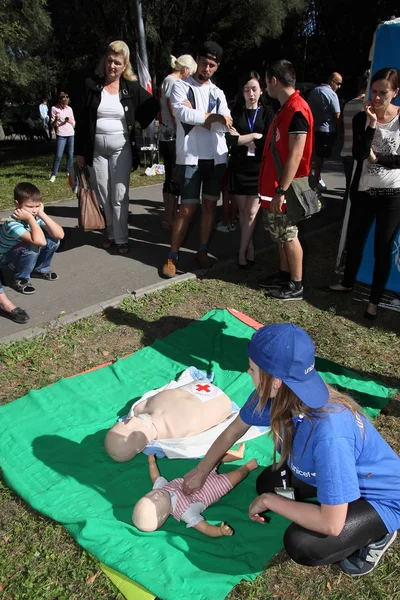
(0, 141, 164, 211)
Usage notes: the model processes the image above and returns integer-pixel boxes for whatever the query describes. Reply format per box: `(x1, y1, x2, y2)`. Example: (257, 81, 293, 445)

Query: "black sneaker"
(339, 531, 397, 577)
(11, 278, 36, 294)
(0, 306, 30, 324)
(31, 270, 59, 281)
(268, 281, 303, 301)
(258, 271, 290, 289)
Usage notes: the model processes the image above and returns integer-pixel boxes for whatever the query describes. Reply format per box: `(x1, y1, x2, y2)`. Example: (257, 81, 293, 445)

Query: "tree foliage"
(0, 0, 399, 111)
(0, 0, 54, 107)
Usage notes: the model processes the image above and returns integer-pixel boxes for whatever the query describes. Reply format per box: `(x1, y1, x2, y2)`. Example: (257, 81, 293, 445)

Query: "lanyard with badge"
(245, 107, 259, 156)
(274, 414, 304, 500)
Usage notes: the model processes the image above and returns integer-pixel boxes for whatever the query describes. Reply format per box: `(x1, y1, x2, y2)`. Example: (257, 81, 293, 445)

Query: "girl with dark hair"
(328, 67, 400, 319)
(226, 72, 274, 268)
(183, 324, 400, 576)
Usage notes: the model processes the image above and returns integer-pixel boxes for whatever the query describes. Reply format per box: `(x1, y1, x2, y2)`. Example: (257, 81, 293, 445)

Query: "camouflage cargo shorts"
(263, 210, 298, 243)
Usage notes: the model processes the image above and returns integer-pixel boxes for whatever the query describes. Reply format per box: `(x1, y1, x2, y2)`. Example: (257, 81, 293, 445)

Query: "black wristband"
(276, 185, 287, 195)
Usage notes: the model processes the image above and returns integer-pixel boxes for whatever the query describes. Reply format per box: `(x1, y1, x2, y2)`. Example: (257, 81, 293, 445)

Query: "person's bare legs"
(229, 193, 238, 225)
(283, 238, 303, 281)
(0, 291, 17, 313)
(200, 198, 217, 247)
(239, 195, 260, 263)
(221, 187, 231, 226)
(235, 195, 247, 265)
(225, 458, 259, 487)
(162, 193, 177, 228)
(279, 243, 289, 272)
(170, 204, 197, 253)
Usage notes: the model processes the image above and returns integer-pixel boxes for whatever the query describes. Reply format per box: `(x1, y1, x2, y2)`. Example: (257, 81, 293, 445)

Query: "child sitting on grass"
(0, 182, 64, 303)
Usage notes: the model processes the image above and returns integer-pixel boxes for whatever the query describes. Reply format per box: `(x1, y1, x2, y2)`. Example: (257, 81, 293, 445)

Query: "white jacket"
(170, 76, 230, 165)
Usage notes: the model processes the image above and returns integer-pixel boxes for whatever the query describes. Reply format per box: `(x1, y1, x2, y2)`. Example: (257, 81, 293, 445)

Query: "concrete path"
(0, 162, 346, 342)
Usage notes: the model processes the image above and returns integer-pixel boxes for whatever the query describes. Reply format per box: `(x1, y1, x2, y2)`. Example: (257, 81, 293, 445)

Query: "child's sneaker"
(339, 531, 397, 577)
(49, 175, 56, 183)
(11, 278, 36, 294)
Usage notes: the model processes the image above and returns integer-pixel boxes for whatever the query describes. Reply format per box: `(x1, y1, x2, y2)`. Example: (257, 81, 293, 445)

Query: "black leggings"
(256, 465, 388, 566)
(159, 140, 179, 195)
(342, 190, 400, 304)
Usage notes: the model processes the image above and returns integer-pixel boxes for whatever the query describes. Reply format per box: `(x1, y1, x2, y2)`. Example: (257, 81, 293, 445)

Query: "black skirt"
(230, 156, 261, 195)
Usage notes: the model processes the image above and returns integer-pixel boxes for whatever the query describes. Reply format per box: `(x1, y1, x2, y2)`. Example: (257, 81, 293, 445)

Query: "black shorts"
(315, 131, 336, 159)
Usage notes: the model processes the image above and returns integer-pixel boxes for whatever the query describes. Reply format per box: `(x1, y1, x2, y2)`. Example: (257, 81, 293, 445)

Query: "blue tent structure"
(337, 17, 400, 294)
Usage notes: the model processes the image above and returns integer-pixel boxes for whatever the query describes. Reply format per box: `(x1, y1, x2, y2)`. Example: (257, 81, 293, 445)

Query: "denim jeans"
(1, 233, 60, 281)
(52, 135, 74, 176)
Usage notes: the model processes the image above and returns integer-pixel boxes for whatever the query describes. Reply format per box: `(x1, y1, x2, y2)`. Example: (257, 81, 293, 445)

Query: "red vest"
(258, 90, 314, 209)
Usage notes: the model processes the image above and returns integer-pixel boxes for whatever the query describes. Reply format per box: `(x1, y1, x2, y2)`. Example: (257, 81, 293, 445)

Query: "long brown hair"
(250, 371, 366, 469)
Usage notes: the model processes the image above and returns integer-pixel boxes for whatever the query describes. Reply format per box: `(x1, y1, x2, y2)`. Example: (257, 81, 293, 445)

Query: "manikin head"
(104, 416, 151, 462)
(132, 489, 171, 531)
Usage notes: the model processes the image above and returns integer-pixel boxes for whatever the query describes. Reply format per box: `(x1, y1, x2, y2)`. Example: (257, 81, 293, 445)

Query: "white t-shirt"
(95, 90, 128, 135)
(159, 74, 177, 142)
(359, 113, 400, 190)
(183, 78, 216, 160)
(170, 76, 230, 165)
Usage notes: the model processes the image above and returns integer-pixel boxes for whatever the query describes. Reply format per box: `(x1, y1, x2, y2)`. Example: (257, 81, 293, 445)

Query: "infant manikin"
(132, 454, 258, 537)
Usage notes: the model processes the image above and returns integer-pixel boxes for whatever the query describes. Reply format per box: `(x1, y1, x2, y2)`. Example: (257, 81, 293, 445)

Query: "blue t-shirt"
(0, 217, 45, 254)
(240, 392, 400, 533)
(307, 84, 340, 133)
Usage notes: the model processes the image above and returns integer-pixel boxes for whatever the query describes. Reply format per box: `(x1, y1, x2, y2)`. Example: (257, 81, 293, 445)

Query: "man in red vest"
(258, 59, 314, 301)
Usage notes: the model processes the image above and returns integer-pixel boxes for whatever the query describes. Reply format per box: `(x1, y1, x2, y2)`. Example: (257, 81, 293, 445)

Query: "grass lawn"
(0, 140, 164, 211)
(0, 225, 399, 599)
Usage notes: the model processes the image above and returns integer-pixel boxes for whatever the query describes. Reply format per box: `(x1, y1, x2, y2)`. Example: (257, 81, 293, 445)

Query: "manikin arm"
(148, 454, 161, 483)
(194, 521, 233, 537)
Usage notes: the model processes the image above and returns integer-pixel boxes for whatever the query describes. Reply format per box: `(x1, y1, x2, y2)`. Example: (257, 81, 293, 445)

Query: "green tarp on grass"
(0, 309, 396, 600)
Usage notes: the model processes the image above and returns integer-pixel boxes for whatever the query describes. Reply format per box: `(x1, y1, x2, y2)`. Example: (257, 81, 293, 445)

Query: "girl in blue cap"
(183, 323, 400, 576)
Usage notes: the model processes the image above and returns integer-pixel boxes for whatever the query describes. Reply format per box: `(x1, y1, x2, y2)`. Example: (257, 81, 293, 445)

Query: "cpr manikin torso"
(134, 382, 231, 439)
(105, 376, 232, 462)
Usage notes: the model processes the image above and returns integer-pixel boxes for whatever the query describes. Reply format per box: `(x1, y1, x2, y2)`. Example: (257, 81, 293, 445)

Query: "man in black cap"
(161, 41, 232, 278)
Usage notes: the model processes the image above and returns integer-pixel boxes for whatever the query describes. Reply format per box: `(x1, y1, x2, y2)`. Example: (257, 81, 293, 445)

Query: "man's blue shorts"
(176, 160, 226, 205)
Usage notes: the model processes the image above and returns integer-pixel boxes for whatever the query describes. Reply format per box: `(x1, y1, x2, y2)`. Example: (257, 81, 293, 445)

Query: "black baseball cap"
(197, 41, 223, 64)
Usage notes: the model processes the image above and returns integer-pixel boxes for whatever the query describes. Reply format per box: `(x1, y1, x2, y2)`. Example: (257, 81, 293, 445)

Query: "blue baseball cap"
(248, 323, 329, 409)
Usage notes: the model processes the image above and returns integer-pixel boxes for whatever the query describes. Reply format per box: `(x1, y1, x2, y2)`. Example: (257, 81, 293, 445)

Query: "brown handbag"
(76, 165, 105, 232)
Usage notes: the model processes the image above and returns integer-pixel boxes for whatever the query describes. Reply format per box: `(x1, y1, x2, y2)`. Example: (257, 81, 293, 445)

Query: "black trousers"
(159, 140, 179, 195)
(342, 190, 400, 304)
(256, 464, 388, 566)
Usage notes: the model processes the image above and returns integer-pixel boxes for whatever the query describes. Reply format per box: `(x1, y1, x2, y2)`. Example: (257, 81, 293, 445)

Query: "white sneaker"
(49, 175, 56, 183)
(215, 221, 230, 233)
